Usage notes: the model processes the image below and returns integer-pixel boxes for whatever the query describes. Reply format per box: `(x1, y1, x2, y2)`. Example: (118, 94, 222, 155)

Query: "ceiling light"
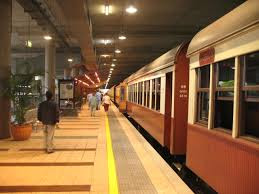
(118, 35, 127, 40)
(112, 59, 117, 61)
(104, 4, 112, 15)
(111, 64, 115, 67)
(101, 54, 110, 58)
(110, 71, 112, 74)
(110, 68, 114, 70)
(25, 40, 32, 48)
(95, 72, 98, 77)
(126, 5, 137, 14)
(102, 39, 112, 45)
(44, 35, 52, 40)
(68, 58, 73, 62)
(115, 49, 121, 54)
(104, 63, 107, 66)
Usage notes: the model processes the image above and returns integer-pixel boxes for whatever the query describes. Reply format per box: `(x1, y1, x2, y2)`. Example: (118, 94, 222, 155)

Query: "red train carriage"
(124, 43, 189, 155)
(186, 1, 259, 193)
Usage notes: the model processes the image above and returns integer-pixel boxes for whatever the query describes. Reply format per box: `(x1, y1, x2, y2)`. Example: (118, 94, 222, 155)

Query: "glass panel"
(217, 91, 234, 98)
(156, 78, 161, 111)
(197, 92, 209, 124)
(144, 81, 147, 106)
(244, 52, 259, 86)
(217, 58, 235, 88)
(139, 82, 143, 105)
(214, 100, 233, 131)
(242, 100, 259, 138)
(152, 79, 156, 110)
(135, 84, 138, 103)
(199, 65, 210, 88)
(147, 80, 150, 108)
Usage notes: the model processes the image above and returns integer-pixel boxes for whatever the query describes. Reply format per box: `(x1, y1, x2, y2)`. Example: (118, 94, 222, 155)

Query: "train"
(108, 1, 259, 194)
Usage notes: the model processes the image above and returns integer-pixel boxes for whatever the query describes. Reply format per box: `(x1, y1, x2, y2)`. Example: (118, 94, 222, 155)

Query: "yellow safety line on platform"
(105, 114, 119, 194)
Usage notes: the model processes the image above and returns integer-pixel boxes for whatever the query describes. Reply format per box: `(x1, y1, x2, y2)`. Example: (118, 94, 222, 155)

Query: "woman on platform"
(102, 93, 111, 112)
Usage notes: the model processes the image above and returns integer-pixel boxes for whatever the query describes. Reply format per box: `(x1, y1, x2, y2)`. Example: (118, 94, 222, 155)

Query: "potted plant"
(4, 74, 35, 140)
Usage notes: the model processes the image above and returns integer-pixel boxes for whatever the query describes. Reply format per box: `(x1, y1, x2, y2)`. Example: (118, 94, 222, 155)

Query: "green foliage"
(3, 74, 34, 125)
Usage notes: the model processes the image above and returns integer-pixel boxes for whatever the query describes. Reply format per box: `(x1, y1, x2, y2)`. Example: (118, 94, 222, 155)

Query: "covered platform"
(0, 104, 192, 194)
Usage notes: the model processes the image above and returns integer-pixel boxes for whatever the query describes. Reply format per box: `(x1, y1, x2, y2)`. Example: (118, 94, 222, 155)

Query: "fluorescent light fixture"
(85, 74, 90, 79)
(101, 54, 110, 58)
(111, 64, 115, 67)
(112, 59, 117, 61)
(68, 58, 73, 62)
(25, 40, 32, 47)
(109, 71, 112, 73)
(44, 35, 52, 40)
(126, 5, 137, 14)
(104, 4, 111, 15)
(118, 35, 127, 40)
(102, 39, 112, 45)
(115, 49, 121, 54)
(74, 78, 78, 80)
(34, 76, 40, 81)
(95, 72, 98, 77)
(110, 68, 114, 70)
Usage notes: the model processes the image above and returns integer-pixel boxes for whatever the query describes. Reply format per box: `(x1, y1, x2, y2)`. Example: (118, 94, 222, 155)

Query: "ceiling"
(11, 0, 246, 88)
(88, 0, 245, 87)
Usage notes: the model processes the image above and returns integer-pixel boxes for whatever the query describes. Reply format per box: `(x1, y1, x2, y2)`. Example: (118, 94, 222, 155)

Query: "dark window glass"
(144, 81, 147, 106)
(217, 58, 235, 88)
(197, 92, 209, 124)
(156, 78, 161, 111)
(244, 52, 259, 86)
(214, 58, 235, 131)
(152, 79, 156, 110)
(147, 80, 150, 108)
(136, 84, 138, 103)
(199, 65, 210, 88)
(241, 51, 259, 138)
(196, 65, 210, 125)
(138, 82, 143, 105)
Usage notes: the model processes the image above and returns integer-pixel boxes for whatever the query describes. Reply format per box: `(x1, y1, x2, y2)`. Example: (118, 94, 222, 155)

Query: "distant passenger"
(37, 91, 59, 154)
(95, 90, 102, 110)
(87, 93, 93, 109)
(102, 93, 111, 112)
(89, 92, 97, 117)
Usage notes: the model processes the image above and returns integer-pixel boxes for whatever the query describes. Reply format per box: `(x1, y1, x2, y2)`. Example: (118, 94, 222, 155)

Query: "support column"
(45, 39, 56, 95)
(0, 0, 12, 138)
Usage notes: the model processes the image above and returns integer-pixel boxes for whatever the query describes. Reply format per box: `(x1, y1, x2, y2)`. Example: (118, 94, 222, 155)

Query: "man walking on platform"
(37, 91, 59, 153)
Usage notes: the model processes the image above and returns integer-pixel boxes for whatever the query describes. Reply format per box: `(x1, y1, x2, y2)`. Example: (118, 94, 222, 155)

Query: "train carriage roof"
(187, 0, 259, 57)
(125, 44, 183, 83)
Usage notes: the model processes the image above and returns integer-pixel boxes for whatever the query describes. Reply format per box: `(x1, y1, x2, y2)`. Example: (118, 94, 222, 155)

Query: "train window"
(147, 80, 150, 108)
(240, 51, 259, 139)
(214, 58, 235, 131)
(135, 84, 138, 103)
(151, 79, 156, 110)
(197, 65, 210, 125)
(156, 78, 161, 111)
(138, 82, 143, 105)
(144, 81, 147, 106)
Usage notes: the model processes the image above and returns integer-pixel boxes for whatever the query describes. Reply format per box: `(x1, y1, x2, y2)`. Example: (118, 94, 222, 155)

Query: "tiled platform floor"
(0, 104, 193, 194)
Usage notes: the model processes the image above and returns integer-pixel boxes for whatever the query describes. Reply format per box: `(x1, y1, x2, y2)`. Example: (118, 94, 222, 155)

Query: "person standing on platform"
(102, 93, 111, 112)
(95, 90, 101, 110)
(87, 92, 92, 110)
(37, 91, 59, 154)
(89, 91, 97, 116)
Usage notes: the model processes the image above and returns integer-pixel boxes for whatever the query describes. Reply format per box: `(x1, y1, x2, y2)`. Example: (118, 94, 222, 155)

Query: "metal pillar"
(0, 0, 12, 138)
(45, 39, 56, 95)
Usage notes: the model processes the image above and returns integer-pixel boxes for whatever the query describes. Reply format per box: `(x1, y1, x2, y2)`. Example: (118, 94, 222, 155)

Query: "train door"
(164, 72, 172, 149)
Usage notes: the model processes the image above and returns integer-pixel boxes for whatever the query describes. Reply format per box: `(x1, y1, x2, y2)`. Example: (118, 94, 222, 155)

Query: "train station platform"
(0, 104, 193, 194)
